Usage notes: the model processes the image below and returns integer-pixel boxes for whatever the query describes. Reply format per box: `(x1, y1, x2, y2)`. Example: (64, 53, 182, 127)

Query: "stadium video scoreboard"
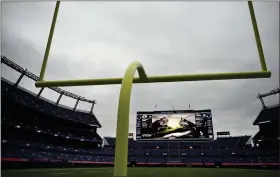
(136, 109, 214, 141)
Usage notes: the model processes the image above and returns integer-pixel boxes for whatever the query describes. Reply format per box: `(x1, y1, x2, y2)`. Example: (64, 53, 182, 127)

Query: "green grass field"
(2, 167, 279, 177)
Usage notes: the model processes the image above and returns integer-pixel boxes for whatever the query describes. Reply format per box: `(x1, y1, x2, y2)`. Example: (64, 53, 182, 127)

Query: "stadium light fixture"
(35, 1, 271, 177)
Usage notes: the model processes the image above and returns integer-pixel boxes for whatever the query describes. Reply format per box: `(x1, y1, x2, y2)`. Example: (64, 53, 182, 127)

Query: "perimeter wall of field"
(2, 158, 279, 170)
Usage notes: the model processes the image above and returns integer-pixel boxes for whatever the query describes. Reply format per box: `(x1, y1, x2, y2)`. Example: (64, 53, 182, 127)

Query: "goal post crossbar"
(35, 71, 271, 88)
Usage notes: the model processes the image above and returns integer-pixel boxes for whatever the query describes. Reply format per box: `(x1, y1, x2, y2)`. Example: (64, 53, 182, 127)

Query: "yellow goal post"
(34, 1, 271, 177)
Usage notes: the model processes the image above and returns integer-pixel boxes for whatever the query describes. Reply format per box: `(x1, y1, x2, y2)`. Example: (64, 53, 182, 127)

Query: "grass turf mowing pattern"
(2, 167, 279, 177)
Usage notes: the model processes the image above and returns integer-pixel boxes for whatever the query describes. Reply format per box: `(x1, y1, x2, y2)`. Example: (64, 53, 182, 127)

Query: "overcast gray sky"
(1, 1, 279, 138)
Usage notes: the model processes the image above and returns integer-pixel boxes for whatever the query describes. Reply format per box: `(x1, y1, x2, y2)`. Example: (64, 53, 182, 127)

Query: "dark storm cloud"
(1, 1, 279, 137)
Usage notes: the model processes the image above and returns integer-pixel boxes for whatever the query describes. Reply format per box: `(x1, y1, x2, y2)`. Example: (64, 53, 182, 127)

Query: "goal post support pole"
(113, 61, 147, 177)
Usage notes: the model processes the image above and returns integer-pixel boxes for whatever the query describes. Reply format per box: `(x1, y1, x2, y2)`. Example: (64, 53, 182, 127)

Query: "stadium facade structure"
(1, 56, 279, 169)
(253, 88, 280, 149)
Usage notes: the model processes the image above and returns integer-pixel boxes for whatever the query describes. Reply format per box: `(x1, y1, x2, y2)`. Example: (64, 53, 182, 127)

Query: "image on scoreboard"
(150, 113, 208, 140)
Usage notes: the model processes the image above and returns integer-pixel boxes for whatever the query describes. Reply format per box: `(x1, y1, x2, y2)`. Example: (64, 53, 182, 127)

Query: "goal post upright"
(39, 1, 60, 81)
(35, 1, 271, 177)
(248, 1, 267, 72)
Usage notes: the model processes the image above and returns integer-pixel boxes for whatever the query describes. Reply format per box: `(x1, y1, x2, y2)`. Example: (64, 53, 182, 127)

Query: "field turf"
(2, 167, 279, 177)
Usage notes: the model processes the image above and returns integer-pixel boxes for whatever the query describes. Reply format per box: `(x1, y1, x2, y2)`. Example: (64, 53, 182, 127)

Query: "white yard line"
(134, 168, 162, 177)
(49, 173, 72, 175)
(2, 167, 111, 172)
(221, 168, 279, 173)
(220, 168, 280, 175)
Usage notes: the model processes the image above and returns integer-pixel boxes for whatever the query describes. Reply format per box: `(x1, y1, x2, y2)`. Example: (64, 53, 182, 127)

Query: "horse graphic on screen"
(151, 117, 169, 133)
(151, 116, 205, 139)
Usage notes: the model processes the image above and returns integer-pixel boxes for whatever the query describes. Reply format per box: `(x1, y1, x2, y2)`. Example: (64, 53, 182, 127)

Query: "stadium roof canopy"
(253, 104, 280, 125)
